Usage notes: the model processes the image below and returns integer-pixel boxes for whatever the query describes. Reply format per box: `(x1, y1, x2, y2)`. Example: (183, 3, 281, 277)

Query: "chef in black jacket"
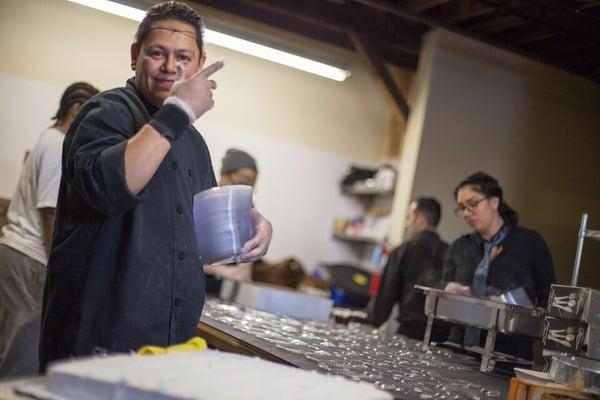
(367, 197, 449, 341)
(442, 172, 555, 359)
(40, 1, 272, 369)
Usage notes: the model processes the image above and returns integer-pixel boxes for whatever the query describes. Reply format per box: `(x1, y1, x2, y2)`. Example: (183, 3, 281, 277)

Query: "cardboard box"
(220, 280, 333, 322)
(542, 316, 587, 355)
(547, 285, 600, 324)
(507, 377, 595, 400)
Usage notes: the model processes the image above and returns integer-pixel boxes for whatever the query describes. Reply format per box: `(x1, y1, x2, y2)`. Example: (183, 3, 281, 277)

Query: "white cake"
(45, 350, 392, 400)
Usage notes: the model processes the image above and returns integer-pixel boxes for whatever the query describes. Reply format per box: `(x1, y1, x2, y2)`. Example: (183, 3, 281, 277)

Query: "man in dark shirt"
(40, 1, 272, 369)
(367, 198, 449, 341)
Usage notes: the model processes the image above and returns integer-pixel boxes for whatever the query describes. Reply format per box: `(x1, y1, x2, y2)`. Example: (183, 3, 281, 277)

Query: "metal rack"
(572, 213, 600, 286)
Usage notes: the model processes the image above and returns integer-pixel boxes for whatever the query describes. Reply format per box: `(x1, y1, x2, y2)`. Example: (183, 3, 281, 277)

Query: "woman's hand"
(444, 281, 472, 296)
(239, 209, 272, 262)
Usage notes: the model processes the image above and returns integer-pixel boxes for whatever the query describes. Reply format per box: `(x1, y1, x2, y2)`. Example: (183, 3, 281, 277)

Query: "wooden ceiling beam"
(194, 0, 421, 50)
(513, 31, 555, 46)
(247, 0, 424, 50)
(406, 0, 455, 12)
(191, 0, 423, 68)
(350, 32, 410, 119)
(351, 0, 600, 82)
(425, 0, 494, 23)
(491, 25, 555, 46)
(551, 49, 600, 69)
(470, 0, 600, 46)
(465, 15, 528, 34)
(524, 39, 593, 57)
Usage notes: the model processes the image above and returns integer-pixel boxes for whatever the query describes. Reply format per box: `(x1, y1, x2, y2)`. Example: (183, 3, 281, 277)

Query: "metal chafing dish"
(415, 285, 545, 372)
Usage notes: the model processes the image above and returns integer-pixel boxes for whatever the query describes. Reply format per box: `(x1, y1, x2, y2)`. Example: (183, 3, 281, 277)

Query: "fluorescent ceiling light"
(67, 0, 145, 21)
(204, 30, 350, 81)
(66, 0, 351, 81)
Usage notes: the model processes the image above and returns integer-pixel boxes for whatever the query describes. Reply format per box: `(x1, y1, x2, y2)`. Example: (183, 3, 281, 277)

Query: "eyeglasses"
(454, 197, 488, 216)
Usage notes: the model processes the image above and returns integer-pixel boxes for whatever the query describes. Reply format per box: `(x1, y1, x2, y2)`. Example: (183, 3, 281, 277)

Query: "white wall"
(0, 0, 393, 270)
(391, 29, 600, 288)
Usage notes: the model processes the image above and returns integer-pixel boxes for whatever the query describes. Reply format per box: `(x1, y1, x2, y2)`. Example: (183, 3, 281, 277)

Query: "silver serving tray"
(416, 285, 544, 338)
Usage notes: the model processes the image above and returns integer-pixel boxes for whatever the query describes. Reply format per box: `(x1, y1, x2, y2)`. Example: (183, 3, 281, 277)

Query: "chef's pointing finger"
(196, 60, 225, 80)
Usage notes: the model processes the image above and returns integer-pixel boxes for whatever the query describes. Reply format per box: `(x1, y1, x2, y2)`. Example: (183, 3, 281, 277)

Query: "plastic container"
(193, 185, 255, 265)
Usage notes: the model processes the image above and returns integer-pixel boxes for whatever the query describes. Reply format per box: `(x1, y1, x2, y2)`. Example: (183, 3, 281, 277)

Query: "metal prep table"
(198, 302, 510, 400)
(417, 285, 545, 373)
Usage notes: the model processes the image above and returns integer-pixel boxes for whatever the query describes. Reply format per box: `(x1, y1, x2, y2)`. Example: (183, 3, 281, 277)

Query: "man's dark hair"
(135, 1, 205, 52)
(52, 82, 99, 122)
(453, 171, 519, 225)
(414, 197, 442, 227)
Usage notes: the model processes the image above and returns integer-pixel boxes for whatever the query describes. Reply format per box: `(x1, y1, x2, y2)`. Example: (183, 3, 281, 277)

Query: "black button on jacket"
(40, 79, 216, 369)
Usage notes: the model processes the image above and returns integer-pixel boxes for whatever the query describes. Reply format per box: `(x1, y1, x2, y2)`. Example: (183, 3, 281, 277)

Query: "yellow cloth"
(137, 336, 207, 355)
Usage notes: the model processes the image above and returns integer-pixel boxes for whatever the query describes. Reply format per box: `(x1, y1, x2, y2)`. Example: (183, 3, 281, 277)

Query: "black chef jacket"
(40, 78, 216, 369)
(441, 225, 555, 306)
(441, 225, 555, 359)
(367, 230, 450, 341)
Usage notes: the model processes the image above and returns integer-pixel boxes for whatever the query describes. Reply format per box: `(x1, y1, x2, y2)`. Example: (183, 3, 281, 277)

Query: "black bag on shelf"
(340, 166, 377, 188)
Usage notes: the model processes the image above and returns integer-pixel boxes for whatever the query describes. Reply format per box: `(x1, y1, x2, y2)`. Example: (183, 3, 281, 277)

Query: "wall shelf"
(333, 232, 380, 244)
(341, 187, 394, 196)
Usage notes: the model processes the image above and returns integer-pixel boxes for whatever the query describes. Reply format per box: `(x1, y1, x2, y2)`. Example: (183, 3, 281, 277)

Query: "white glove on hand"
(164, 60, 225, 124)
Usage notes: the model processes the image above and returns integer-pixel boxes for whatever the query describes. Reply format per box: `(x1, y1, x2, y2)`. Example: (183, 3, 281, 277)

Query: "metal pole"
(571, 213, 588, 286)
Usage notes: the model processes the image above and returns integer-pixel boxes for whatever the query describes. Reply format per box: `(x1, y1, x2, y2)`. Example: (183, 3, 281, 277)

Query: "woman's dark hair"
(52, 82, 99, 122)
(135, 1, 205, 52)
(454, 172, 519, 225)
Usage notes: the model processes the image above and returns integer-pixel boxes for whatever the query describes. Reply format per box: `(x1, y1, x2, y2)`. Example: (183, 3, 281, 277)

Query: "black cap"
(220, 149, 257, 175)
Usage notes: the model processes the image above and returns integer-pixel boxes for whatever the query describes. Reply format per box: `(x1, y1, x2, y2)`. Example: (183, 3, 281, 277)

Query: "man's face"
(220, 168, 258, 187)
(130, 20, 205, 107)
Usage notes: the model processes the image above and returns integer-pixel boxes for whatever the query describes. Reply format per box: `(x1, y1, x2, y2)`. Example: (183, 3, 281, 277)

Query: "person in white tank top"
(0, 82, 99, 378)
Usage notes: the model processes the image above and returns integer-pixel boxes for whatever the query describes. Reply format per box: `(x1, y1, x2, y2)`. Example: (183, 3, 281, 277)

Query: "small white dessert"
(46, 350, 392, 400)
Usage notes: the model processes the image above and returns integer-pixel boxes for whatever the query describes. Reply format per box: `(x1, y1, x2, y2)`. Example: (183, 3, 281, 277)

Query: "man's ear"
(417, 213, 428, 229)
(130, 43, 140, 71)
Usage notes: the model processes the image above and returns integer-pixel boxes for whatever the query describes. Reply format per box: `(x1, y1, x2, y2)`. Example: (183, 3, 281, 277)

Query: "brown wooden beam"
(351, 0, 600, 82)
(490, 24, 556, 46)
(190, 0, 422, 68)
(407, 0, 455, 12)
(350, 32, 410, 119)
(426, 0, 494, 23)
(513, 31, 555, 46)
(243, 0, 424, 51)
(466, 15, 528, 34)
(470, 0, 600, 46)
(524, 38, 593, 57)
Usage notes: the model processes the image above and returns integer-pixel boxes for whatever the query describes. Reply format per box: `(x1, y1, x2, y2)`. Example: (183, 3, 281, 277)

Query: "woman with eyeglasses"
(441, 172, 555, 359)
